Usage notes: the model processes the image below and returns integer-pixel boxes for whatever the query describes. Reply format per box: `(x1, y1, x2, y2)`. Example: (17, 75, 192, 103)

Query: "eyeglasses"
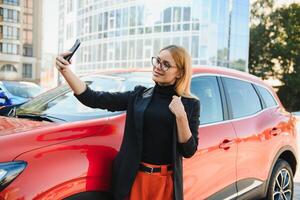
(151, 56, 177, 72)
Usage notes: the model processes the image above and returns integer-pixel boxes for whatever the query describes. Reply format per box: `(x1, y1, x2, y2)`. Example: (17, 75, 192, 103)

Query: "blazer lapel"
(134, 87, 154, 142)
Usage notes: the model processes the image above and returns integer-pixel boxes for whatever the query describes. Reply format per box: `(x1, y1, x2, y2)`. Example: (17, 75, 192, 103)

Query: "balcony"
(0, 71, 18, 80)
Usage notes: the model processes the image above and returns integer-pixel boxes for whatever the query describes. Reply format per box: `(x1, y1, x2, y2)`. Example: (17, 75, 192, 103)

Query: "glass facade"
(229, 0, 250, 71)
(59, 0, 250, 74)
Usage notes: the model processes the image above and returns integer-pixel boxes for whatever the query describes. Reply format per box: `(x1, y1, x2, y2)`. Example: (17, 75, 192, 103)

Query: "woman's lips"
(153, 71, 163, 76)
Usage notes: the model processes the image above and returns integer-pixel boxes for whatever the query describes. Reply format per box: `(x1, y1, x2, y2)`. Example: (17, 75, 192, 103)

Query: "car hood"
(0, 115, 115, 162)
(0, 116, 52, 136)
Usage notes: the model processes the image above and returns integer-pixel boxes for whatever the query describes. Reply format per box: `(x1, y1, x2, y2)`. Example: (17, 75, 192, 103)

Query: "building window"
(0, 43, 19, 55)
(23, 29, 33, 44)
(22, 63, 32, 78)
(173, 7, 182, 22)
(24, 0, 33, 8)
(137, 6, 144, 26)
(191, 36, 199, 58)
(23, 13, 33, 25)
(3, 0, 20, 6)
(122, 7, 128, 27)
(109, 10, 115, 30)
(129, 6, 136, 27)
(0, 64, 17, 72)
(67, 0, 74, 13)
(200, 45, 207, 59)
(103, 12, 108, 31)
(23, 45, 33, 57)
(66, 23, 74, 39)
(1, 25, 19, 39)
(163, 7, 172, 23)
(1, 8, 20, 23)
(183, 7, 191, 22)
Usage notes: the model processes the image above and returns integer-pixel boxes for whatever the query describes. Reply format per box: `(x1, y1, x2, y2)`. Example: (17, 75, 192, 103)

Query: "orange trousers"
(128, 162, 174, 200)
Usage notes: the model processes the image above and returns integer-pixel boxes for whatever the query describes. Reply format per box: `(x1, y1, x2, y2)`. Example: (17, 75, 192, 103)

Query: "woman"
(56, 45, 200, 200)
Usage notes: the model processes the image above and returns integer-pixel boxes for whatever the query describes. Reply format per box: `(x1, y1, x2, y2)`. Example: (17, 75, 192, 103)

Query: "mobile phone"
(63, 39, 81, 62)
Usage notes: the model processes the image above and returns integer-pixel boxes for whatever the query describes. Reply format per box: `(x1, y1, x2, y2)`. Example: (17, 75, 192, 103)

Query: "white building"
(58, 0, 250, 76)
(0, 0, 43, 84)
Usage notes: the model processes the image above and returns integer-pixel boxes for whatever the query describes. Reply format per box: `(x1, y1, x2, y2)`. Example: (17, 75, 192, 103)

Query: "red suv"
(0, 68, 298, 200)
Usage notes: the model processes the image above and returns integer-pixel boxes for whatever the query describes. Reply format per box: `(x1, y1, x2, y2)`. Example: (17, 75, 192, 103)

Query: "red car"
(0, 68, 298, 200)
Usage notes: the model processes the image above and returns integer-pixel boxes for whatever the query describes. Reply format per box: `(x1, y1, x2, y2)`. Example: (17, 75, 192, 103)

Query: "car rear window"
(256, 85, 277, 108)
(223, 78, 262, 119)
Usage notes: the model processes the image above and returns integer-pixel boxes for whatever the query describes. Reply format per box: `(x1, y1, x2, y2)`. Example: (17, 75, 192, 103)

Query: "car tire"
(266, 159, 294, 200)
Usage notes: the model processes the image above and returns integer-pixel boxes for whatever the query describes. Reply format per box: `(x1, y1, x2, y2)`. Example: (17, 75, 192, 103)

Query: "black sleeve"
(177, 99, 200, 158)
(73, 84, 144, 112)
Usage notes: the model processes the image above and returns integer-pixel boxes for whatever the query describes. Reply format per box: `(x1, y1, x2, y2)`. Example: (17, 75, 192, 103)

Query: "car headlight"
(0, 161, 27, 192)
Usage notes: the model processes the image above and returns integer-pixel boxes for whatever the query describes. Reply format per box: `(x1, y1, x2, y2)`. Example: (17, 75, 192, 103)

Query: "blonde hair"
(160, 45, 198, 99)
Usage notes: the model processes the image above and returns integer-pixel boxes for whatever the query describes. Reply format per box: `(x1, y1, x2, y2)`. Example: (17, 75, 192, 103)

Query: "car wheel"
(266, 159, 293, 200)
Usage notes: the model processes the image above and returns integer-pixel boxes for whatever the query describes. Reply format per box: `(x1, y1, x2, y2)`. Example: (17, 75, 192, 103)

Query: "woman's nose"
(154, 63, 163, 71)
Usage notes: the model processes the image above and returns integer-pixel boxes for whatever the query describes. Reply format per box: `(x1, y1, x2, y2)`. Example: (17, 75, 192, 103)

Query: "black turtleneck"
(141, 82, 177, 165)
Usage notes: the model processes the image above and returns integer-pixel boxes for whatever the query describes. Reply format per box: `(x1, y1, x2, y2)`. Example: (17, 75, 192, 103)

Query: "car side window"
(191, 76, 223, 125)
(256, 85, 277, 108)
(223, 78, 262, 119)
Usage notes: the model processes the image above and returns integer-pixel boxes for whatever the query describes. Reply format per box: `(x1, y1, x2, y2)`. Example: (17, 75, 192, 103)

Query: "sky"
(42, 0, 300, 55)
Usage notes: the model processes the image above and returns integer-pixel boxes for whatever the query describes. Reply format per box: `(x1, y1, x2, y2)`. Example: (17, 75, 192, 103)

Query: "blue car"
(0, 81, 43, 107)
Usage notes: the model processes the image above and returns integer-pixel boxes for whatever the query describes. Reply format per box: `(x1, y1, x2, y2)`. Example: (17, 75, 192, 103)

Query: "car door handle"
(270, 127, 281, 136)
(219, 139, 235, 150)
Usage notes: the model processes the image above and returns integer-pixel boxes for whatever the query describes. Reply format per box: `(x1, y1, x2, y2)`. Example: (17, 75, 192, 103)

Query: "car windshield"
(4, 81, 42, 98)
(16, 72, 154, 122)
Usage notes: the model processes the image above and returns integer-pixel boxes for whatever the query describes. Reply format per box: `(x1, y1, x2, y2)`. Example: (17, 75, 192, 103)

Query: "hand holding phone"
(56, 39, 81, 71)
(63, 39, 81, 62)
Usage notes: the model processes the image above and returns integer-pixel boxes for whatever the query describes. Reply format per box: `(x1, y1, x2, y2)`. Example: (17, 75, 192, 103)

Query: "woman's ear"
(176, 71, 183, 79)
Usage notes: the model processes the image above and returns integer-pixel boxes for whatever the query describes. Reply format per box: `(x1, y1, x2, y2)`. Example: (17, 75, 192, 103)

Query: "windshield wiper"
(16, 113, 66, 122)
(0, 103, 25, 117)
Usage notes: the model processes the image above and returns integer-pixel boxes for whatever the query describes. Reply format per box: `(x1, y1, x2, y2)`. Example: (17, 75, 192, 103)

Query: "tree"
(249, 0, 275, 79)
(271, 4, 300, 111)
(249, 1, 300, 111)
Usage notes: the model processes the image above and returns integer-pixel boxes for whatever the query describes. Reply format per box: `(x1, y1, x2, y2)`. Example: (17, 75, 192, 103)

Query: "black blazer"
(74, 84, 200, 200)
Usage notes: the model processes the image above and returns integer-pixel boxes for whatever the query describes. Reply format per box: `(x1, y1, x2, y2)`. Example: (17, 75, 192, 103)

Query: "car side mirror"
(0, 90, 7, 99)
(0, 91, 7, 99)
(0, 91, 7, 105)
